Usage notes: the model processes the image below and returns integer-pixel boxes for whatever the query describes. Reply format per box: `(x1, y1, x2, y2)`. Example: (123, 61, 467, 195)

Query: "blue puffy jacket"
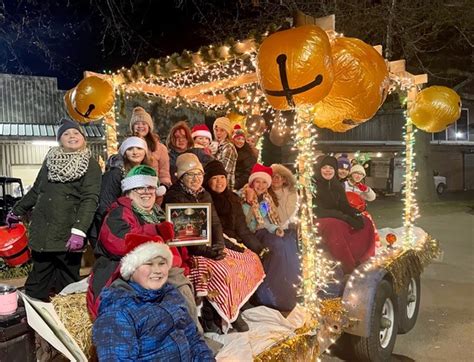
(93, 279, 214, 361)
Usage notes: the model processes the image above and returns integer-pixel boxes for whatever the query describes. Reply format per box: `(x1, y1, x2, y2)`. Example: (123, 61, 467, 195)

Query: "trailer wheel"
(397, 275, 421, 334)
(351, 279, 398, 361)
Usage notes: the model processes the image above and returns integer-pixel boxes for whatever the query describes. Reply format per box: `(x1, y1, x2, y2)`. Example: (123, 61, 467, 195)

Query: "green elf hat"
(121, 165, 167, 196)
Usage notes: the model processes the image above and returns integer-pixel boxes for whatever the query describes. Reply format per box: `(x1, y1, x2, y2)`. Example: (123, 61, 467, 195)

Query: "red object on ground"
(346, 191, 366, 212)
(0, 223, 30, 266)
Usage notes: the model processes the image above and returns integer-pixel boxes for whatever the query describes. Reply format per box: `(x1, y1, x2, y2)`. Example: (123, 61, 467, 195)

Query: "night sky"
(1, 0, 209, 89)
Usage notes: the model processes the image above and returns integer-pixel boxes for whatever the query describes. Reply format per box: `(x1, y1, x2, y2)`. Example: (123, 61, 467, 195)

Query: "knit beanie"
(56, 118, 85, 141)
(119, 136, 148, 156)
(232, 125, 246, 140)
(203, 160, 227, 186)
(121, 165, 167, 196)
(213, 117, 232, 136)
(175, 153, 204, 180)
(350, 164, 366, 177)
(248, 163, 273, 187)
(130, 106, 154, 132)
(120, 233, 172, 281)
(191, 124, 212, 141)
(337, 154, 351, 171)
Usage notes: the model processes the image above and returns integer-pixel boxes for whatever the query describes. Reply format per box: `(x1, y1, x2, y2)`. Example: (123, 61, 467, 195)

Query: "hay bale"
(51, 293, 95, 360)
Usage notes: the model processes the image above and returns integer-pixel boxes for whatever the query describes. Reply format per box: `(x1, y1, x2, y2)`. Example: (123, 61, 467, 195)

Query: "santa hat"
(350, 164, 366, 177)
(121, 165, 167, 197)
(175, 153, 204, 179)
(249, 163, 273, 187)
(191, 124, 212, 141)
(213, 117, 232, 136)
(119, 136, 148, 156)
(130, 106, 154, 132)
(232, 125, 246, 140)
(120, 233, 172, 280)
(337, 154, 351, 171)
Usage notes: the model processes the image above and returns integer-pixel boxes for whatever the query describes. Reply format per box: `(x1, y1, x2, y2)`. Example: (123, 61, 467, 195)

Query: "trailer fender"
(341, 266, 389, 337)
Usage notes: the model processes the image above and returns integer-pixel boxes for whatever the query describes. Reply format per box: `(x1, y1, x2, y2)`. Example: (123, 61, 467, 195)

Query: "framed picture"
(165, 203, 212, 247)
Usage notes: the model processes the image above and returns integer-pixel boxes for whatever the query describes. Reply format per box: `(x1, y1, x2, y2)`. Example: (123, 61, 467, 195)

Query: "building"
(0, 73, 106, 188)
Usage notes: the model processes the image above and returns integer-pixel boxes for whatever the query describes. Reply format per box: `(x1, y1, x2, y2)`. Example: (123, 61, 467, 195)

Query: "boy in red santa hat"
(191, 124, 215, 156)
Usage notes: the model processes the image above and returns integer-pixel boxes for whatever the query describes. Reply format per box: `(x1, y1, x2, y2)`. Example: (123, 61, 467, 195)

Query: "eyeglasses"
(184, 172, 204, 180)
(132, 186, 157, 194)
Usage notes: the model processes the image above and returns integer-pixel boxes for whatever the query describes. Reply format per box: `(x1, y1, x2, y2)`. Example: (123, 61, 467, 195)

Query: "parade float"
(7, 12, 459, 361)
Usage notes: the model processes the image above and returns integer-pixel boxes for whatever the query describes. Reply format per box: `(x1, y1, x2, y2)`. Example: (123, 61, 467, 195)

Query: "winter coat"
(13, 157, 101, 252)
(169, 148, 214, 184)
(148, 134, 172, 186)
(234, 142, 257, 190)
(344, 180, 377, 202)
(215, 139, 238, 190)
(207, 188, 265, 254)
(87, 196, 184, 319)
(273, 187, 298, 230)
(313, 155, 364, 230)
(93, 279, 214, 362)
(163, 182, 225, 258)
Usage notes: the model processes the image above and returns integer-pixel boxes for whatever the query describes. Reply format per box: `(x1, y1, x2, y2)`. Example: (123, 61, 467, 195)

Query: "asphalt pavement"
(322, 191, 474, 361)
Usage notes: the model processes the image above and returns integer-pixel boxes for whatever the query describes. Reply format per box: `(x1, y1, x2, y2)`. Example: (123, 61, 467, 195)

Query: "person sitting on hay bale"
(87, 165, 198, 332)
(92, 234, 214, 361)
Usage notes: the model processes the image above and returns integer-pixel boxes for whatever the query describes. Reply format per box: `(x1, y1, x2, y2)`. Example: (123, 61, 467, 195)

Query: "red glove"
(357, 183, 368, 192)
(156, 221, 175, 242)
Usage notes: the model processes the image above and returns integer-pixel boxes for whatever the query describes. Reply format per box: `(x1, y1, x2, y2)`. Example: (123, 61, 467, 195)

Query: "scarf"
(132, 203, 165, 223)
(207, 188, 233, 218)
(46, 146, 91, 182)
(180, 180, 205, 199)
(241, 184, 280, 229)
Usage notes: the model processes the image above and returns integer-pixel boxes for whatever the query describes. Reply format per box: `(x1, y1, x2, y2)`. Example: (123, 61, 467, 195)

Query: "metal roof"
(0, 123, 105, 139)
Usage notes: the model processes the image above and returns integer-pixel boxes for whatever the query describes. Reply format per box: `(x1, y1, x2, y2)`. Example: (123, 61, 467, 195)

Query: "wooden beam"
(178, 73, 257, 98)
(389, 59, 406, 73)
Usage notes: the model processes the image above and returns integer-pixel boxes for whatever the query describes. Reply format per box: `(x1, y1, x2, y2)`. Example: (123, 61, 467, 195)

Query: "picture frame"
(165, 203, 212, 247)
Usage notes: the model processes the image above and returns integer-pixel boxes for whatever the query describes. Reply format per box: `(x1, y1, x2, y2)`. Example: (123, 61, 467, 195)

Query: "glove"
(66, 234, 84, 251)
(5, 211, 20, 228)
(357, 183, 368, 192)
(156, 221, 175, 243)
(210, 244, 226, 260)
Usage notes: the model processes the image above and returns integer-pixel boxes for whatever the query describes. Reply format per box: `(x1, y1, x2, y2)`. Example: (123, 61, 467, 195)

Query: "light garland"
(400, 95, 420, 247)
(293, 106, 338, 317)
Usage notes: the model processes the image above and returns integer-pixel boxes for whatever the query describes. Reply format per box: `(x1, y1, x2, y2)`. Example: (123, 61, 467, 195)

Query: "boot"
(231, 313, 249, 332)
(200, 302, 222, 334)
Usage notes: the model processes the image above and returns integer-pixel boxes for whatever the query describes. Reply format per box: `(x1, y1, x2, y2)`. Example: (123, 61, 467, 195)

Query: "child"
(191, 124, 214, 155)
(345, 164, 376, 202)
(93, 234, 214, 361)
(241, 164, 300, 311)
(337, 154, 351, 183)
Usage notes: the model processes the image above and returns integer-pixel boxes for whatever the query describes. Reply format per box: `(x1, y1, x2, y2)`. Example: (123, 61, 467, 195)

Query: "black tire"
(397, 275, 421, 334)
(436, 183, 446, 194)
(351, 279, 399, 361)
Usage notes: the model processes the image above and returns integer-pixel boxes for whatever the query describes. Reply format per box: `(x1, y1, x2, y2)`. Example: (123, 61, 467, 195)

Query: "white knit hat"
(119, 136, 148, 156)
(120, 237, 173, 281)
(121, 165, 167, 197)
(130, 106, 154, 132)
(350, 164, 366, 177)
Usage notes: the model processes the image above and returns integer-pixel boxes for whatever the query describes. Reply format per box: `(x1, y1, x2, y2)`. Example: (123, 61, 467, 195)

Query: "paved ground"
(323, 192, 474, 361)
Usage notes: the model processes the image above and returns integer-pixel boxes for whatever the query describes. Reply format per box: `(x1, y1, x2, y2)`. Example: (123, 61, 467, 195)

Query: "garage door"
(464, 153, 474, 190)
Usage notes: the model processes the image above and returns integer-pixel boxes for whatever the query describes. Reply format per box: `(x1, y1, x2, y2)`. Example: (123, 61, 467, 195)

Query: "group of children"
(6, 108, 380, 360)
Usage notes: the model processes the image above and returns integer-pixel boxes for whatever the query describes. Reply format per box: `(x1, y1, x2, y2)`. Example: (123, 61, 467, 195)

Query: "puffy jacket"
(87, 196, 186, 319)
(13, 157, 101, 252)
(163, 182, 225, 258)
(93, 279, 214, 362)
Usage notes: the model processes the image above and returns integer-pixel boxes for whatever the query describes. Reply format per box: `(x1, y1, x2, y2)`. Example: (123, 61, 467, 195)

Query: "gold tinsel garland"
(50, 293, 95, 360)
(255, 299, 345, 361)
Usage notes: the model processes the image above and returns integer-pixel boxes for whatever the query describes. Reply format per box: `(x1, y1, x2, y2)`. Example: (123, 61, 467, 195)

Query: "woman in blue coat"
(93, 234, 214, 361)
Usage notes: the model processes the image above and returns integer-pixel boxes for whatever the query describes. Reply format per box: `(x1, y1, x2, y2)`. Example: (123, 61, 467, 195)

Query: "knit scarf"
(207, 188, 233, 218)
(180, 181, 205, 199)
(132, 204, 165, 223)
(46, 146, 91, 182)
(241, 184, 280, 229)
